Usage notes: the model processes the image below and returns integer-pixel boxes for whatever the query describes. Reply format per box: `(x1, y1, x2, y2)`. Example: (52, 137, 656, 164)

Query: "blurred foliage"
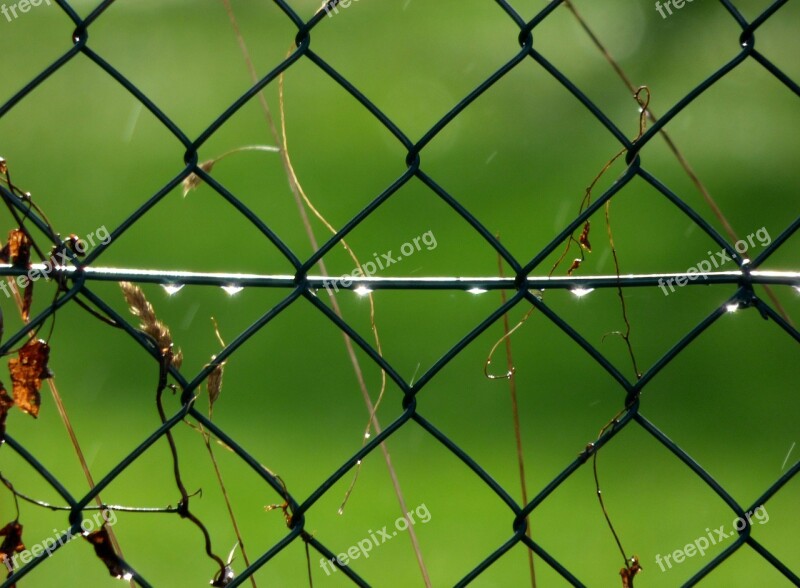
(0, 0, 798, 586)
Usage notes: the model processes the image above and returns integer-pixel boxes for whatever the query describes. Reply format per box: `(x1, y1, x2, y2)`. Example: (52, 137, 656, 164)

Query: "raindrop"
(354, 286, 372, 296)
(529, 289, 544, 300)
(794, 286, 800, 294)
(467, 288, 487, 295)
(725, 303, 739, 313)
(364, 432, 371, 439)
(570, 288, 594, 298)
(222, 284, 243, 296)
(162, 283, 184, 296)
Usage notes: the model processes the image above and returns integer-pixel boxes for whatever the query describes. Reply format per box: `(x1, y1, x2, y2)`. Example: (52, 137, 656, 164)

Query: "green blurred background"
(0, 0, 798, 586)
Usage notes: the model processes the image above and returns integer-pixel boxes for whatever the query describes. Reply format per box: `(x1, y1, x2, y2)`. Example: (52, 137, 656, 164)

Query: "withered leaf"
(85, 526, 129, 580)
(64, 234, 86, 257)
(6, 230, 31, 269)
(567, 258, 582, 276)
(21, 279, 33, 323)
(620, 557, 642, 588)
(182, 160, 215, 198)
(210, 565, 234, 587)
(208, 363, 224, 409)
(579, 221, 592, 252)
(9, 340, 51, 418)
(0, 520, 24, 578)
(208, 318, 226, 410)
(0, 382, 13, 442)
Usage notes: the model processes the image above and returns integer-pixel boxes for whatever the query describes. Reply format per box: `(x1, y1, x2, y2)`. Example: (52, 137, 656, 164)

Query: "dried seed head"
(182, 160, 215, 198)
(171, 347, 183, 371)
(119, 281, 182, 368)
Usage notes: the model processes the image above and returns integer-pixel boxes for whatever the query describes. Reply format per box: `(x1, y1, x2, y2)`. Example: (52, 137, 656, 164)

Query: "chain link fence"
(0, 0, 798, 586)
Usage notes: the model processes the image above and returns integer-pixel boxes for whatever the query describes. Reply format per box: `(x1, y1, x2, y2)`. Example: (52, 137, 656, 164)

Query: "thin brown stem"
(200, 427, 257, 588)
(604, 202, 641, 379)
(497, 251, 536, 587)
(219, 3, 429, 584)
(561, 0, 792, 327)
(590, 409, 633, 570)
(155, 355, 226, 577)
(5, 271, 132, 584)
(0, 473, 179, 513)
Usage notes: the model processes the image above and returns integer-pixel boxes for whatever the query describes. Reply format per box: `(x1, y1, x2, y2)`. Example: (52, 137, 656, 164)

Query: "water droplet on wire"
(222, 284, 243, 296)
(162, 283, 184, 296)
(570, 288, 594, 298)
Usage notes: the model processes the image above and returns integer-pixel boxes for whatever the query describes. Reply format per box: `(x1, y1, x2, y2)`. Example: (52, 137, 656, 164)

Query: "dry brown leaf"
(567, 258, 582, 276)
(0, 520, 24, 580)
(208, 364, 224, 408)
(6, 230, 31, 268)
(64, 234, 87, 257)
(210, 565, 234, 587)
(9, 340, 51, 418)
(0, 383, 13, 441)
(208, 317, 226, 410)
(85, 526, 129, 580)
(21, 279, 33, 323)
(579, 220, 592, 252)
(182, 160, 215, 198)
(620, 557, 642, 588)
